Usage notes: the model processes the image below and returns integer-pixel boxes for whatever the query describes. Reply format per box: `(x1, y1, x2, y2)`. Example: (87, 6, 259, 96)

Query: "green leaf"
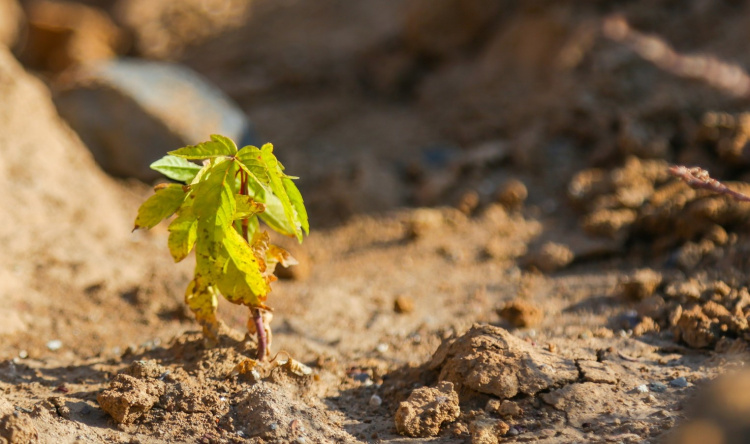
(247, 180, 295, 236)
(236, 145, 270, 185)
(167, 207, 198, 262)
(234, 195, 266, 220)
(134, 183, 186, 230)
(193, 159, 236, 227)
(260, 144, 305, 242)
(283, 177, 309, 235)
(150, 155, 202, 183)
(169, 134, 238, 160)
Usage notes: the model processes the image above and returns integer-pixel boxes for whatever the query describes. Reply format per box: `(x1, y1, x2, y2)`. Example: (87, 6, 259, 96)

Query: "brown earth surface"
(6, 1, 750, 443)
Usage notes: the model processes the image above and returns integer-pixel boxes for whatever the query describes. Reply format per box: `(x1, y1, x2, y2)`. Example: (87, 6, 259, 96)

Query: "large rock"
(54, 58, 255, 181)
(20, 0, 123, 72)
(0, 0, 23, 48)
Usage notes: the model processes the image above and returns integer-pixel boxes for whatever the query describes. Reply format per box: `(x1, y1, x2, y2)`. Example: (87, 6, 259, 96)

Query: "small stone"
(496, 179, 527, 210)
(669, 377, 689, 388)
(619, 269, 662, 301)
(649, 382, 668, 393)
(498, 400, 522, 417)
(46, 340, 63, 351)
(18, 350, 28, 359)
(498, 299, 543, 328)
(635, 384, 649, 394)
(394, 296, 415, 314)
(525, 242, 574, 273)
(457, 190, 480, 215)
(369, 394, 382, 408)
(376, 343, 389, 354)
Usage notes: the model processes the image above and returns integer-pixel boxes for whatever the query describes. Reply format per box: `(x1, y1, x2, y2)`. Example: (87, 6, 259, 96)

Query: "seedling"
(134, 135, 308, 360)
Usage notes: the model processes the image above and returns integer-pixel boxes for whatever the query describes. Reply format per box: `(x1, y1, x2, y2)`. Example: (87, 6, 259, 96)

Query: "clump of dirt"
(497, 299, 543, 328)
(98, 373, 164, 424)
(394, 381, 460, 438)
(427, 324, 579, 399)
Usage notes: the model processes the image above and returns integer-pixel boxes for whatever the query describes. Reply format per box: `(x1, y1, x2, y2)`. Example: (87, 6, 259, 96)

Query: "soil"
(5, 0, 750, 443)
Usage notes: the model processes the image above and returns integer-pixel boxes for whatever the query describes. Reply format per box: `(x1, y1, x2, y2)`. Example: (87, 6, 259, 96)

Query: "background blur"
(8, 0, 750, 228)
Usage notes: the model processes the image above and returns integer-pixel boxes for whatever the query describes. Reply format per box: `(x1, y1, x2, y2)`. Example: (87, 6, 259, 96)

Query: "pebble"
(18, 350, 28, 359)
(669, 377, 689, 388)
(376, 343, 389, 353)
(649, 382, 668, 393)
(635, 384, 649, 394)
(369, 394, 382, 407)
(46, 340, 63, 351)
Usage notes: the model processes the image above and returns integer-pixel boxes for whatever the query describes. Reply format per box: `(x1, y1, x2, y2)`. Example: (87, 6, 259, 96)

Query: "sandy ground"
(4, 1, 750, 443)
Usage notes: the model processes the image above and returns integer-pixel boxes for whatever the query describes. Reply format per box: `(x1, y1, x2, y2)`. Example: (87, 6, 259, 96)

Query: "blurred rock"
(0, 0, 23, 48)
(667, 370, 750, 444)
(115, 0, 251, 59)
(20, 0, 124, 72)
(54, 58, 255, 181)
(496, 178, 527, 210)
(525, 241, 574, 273)
(404, 0, 503, 60)
(619, 268, 662, 301)
(498, 299, 543, 328)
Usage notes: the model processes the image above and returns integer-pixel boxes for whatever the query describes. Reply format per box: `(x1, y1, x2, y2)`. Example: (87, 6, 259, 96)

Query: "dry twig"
(669, 165, 750, 203)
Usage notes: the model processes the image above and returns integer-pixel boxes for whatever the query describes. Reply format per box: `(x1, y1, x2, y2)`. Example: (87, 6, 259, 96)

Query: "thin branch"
(669, 165, 750, 202)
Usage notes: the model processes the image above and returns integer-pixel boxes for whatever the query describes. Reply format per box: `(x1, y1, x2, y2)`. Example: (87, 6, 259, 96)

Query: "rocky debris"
(673, 305, 721, 349)
(394, 381, 460, 437)
(525, 242, 574, 273)
(0, 0, 22, 48)
(20, 0, 124, 72)
(428, 324, 579, 398)
(234, 382, 353, 442)
(115, 0, 251, 59)
(97, 374, 165, 424)
(620, 269, 662, 301)
(497, 299, 543, 328)
(570, 155, 750, 250)
(469, 416, 510, 444)
(54, 58, 254, 181)
(485, 399, 522, 418)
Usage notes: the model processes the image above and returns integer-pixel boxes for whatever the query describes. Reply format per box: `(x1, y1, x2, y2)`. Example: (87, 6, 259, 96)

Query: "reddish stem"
(239, 169, 267, 361)
(252, 308, 267, 360)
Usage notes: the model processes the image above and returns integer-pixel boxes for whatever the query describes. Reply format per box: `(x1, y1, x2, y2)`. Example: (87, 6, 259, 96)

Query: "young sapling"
(134, 135, 308, 360)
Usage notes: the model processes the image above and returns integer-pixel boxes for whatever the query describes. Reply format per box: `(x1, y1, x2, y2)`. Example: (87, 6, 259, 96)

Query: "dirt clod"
(620, 269, 663, 301)
(394, 381, 460, 438)
(525, 242, 574, 273)
(498, 299, 543, 328)
(97, 374, 165, 424)
(429, 324, 579, 398)
(394, 295, 415, 314)
(496, 179, 528, 210)
(469, 416, 510, 444)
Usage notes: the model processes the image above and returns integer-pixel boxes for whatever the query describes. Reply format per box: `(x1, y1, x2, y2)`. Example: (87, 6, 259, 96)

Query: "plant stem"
(252, 308, 267, 360)
(239, 169, 268, 361)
